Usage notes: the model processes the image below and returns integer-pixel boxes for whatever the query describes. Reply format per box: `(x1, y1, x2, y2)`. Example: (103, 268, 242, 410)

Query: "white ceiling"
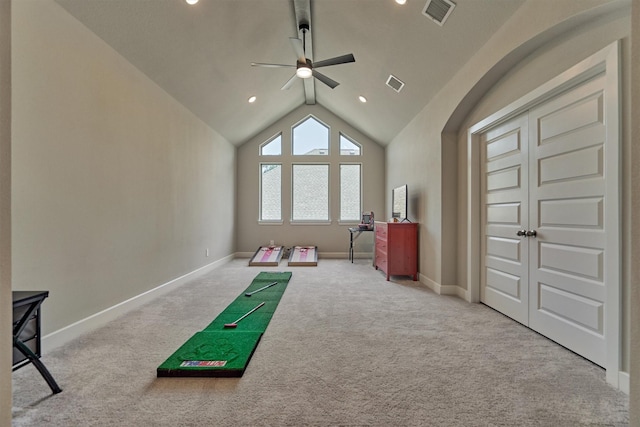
(54, 0, 525, 146)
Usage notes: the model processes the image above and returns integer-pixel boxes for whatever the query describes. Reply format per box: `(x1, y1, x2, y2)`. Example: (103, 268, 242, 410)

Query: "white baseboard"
(454, 286, 470, 300)
(618, 371, 630, 394)
(42, 254, 234, 353)
(420, 273, 468, 299)
(235, 252, 255, 258)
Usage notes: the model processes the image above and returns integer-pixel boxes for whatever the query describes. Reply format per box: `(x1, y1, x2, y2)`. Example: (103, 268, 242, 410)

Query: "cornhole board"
(288, 246, 318, 266)
(249, 246, 284, 266)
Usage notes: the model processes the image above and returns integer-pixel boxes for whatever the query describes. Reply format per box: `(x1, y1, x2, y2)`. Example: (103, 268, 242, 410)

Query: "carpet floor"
(12, 258, 629, 426)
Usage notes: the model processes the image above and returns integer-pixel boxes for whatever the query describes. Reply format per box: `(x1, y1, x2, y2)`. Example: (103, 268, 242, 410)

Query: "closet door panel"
(528, 74, 607, 366)
(480, 114, 529, 325)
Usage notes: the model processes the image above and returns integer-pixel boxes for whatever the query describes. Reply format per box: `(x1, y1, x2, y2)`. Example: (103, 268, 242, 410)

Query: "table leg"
(14, 337, 62, 394)
(349, 231, 354, 262)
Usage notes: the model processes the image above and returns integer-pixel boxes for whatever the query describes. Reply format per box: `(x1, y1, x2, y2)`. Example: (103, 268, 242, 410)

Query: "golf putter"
(224, 302, 265, 328)
(245, 281, 278, 297)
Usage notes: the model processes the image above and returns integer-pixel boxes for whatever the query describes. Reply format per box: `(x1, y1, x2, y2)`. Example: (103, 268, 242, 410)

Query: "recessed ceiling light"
(248, 96, 257, 103)
(186, 0, 199, 5)
(358, 96, 367, 103)
(395, 0, 407, 4)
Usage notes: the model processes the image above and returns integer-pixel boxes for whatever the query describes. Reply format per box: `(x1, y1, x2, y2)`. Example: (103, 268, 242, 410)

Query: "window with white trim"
(340, 133, 361, 155)
(260, 163, 281, 221)
(260, 134, 281, 156)
(257, 116, 366, 225)
(292, 164, 329, 221)
(340, 164, 361, 221)
(292, 116, 329, 155)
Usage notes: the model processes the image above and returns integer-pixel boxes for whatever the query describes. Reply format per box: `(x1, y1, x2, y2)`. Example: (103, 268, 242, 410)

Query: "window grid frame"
(259, 132, 283, 156)
(259, 162, 283, 223)
(339, 132, 363, 156)
(339, 162, 363, 223)
(291, 162, 331, 224)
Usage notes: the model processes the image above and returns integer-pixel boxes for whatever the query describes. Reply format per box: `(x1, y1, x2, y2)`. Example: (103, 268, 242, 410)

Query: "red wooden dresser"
(374, 221, 418, 281)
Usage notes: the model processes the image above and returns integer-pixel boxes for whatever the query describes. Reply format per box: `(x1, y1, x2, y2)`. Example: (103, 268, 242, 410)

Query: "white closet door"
(528, 74, 608, 366)
(480, 114, 529, 325)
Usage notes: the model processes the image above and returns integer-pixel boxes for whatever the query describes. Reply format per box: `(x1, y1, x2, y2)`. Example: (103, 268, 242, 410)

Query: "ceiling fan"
(251, 23, 355, 90)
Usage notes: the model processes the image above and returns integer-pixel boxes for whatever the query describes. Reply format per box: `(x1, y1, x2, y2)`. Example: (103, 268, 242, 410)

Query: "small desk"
(348, 227, 373, 263)
(13, 291, 62, 394)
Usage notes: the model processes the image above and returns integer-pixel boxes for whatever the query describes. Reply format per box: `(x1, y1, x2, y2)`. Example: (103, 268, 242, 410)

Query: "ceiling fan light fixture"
(296, 60, 313, 79)
(296, 67, 312, 79)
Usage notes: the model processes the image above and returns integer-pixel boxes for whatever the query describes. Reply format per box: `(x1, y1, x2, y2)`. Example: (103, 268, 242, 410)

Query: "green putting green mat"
(157, 271, 292, 377)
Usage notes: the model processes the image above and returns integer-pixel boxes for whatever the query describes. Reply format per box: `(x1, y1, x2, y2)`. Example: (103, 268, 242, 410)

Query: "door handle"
(526, 230, 537, 237)
(516, 230, 527, 237)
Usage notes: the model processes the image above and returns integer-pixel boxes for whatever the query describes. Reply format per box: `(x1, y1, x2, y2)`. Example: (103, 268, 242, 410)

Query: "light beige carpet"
(12, 259, 629, 426)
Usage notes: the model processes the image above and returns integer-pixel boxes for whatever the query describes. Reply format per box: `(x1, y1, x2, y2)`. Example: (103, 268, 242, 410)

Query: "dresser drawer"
(375, 255, 388, 272)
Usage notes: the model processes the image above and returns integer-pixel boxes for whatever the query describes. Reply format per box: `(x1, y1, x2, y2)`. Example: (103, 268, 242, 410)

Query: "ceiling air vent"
(422, 0, 456, 26)
(386, 75, 405, 93)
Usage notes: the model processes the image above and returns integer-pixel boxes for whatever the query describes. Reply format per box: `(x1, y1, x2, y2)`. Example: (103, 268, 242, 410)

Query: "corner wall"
(236, 104, 384, 256)
(386, 0, 631, 389)
(457, 10, 630, 374)
(0, 1, 10, 424)
(11, 0, 236, 337)
(386, 0, 628, 292)
(629, 0, 639, 421)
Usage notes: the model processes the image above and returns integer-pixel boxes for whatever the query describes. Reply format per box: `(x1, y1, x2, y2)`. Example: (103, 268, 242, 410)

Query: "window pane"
(340, 164, 361, 221)
(261, 134, 281, 156)
(260, 164, 281, 220)
(292, 164, 329, 220)
(292, 116, 329, 155)
(340, 134, 361, 155)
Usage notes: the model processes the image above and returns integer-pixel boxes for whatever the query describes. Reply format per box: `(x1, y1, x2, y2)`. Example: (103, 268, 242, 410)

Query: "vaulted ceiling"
(54, 0, 525, 146)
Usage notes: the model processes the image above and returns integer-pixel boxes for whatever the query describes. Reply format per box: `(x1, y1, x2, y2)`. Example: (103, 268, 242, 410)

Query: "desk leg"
(349, 232, 354, 263)
(13, 339, 62, 394)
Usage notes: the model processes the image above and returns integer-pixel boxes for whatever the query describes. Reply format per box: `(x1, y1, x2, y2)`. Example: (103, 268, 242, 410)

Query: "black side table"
(348, 227, 373, 263)
(13, 291, 62, 394)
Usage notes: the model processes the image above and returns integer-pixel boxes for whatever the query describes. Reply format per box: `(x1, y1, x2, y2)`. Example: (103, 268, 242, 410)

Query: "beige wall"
(3, 0, 636, 422)
(11, 0, 236, 336)
(0, 1, 10, 424)
(386, 0, 632, 380)
(629, 0, 639, 422)
(387, 0, 628, 291)
(236, 104, 384, 255)
(457, 10, 631, 369)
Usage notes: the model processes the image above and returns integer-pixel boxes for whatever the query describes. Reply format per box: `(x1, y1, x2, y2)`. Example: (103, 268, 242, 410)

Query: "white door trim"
(466, 41, 621, 387)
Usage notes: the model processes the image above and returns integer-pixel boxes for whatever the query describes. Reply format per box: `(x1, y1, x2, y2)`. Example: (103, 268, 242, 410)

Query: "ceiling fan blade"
(251, 62, 295, 68)
(281, 74, 298, 90)
(312, 70, 339, 89)
(289, 37, 306, 62)
(313, 53, 355, 68)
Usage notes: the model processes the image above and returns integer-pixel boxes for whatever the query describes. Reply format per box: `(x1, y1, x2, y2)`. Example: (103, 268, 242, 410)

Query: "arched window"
(260, 133, 282, 156)
(257, 115, 365, 224)
(340, 133, 361, 155)
(292, 116, 329, 155)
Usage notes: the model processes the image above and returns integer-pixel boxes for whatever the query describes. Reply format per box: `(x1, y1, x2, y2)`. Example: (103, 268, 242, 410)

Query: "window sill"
(289, 220, 332, 226)
(258, 220, 284, 225)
